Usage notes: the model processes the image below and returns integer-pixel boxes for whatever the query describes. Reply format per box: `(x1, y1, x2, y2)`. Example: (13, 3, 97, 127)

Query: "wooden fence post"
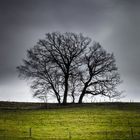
(110, 119, 112, 125)
(128, 120, 130, 126)
(69, 131, 71, 139)
(106, 130, 108, 140)
(130, 127, 134, 138)
(29, 128, 32, 137)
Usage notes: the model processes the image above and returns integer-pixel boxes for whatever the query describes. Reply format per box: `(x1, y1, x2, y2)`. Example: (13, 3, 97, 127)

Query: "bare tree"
(17, 32, 91, 104)
(78, 43, 122, 103)
(17, 32, 122, 104)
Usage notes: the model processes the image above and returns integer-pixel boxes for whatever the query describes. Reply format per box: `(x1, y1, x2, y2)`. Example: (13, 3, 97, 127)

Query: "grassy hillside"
(0, 102, 140, 139)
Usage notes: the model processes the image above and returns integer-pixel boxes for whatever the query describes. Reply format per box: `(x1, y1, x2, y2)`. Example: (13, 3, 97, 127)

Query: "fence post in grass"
(40, 119, 42, 125)
(29, 128, 32, 137)
(68, 131, 71, 139)
(110, 119, 112, 125)
(4, 129, 6, 139)
(130, 127, 134, 138)
(106, 130, 108, 140)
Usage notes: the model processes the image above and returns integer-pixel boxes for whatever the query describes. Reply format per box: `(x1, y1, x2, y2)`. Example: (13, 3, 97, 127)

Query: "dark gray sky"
(0, 0, 140, 102)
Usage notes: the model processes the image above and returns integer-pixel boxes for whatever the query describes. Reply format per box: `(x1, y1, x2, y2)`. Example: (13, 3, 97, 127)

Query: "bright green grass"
(0, 103, 140, 140)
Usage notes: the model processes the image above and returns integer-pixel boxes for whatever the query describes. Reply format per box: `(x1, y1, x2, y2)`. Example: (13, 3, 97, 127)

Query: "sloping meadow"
(0, 103, 140, 139)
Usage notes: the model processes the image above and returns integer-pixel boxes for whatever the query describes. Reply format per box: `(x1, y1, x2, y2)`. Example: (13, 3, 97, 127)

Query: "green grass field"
(0, 103, 140, 140)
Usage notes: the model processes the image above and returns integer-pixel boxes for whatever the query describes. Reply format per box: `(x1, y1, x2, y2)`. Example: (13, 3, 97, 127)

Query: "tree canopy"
(17, 32, 122, 104)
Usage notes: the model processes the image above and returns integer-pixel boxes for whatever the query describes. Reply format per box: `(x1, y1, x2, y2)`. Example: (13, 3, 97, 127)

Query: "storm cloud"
(0, 0, 140, 101)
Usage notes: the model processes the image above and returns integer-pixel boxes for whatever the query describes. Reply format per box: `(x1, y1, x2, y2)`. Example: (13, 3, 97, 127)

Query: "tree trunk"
(78, 86, 87, 104)
(56, 95, 61, 104)
(78, 76, 92, 104)
(63, 75, 69, 105)
(50, 83, 61, 104)
(71, 90, 75, 103)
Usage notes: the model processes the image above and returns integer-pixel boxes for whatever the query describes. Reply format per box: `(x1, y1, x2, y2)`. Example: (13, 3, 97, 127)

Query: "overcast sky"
(0, 0, 140, 102)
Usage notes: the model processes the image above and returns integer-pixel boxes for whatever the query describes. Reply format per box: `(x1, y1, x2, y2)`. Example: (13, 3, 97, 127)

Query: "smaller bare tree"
(78, 43, 122, 103)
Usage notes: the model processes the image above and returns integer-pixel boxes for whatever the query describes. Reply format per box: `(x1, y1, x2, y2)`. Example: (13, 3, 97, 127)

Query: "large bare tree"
(17, 32, 122, 104)
(17, 32, 91, 104)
